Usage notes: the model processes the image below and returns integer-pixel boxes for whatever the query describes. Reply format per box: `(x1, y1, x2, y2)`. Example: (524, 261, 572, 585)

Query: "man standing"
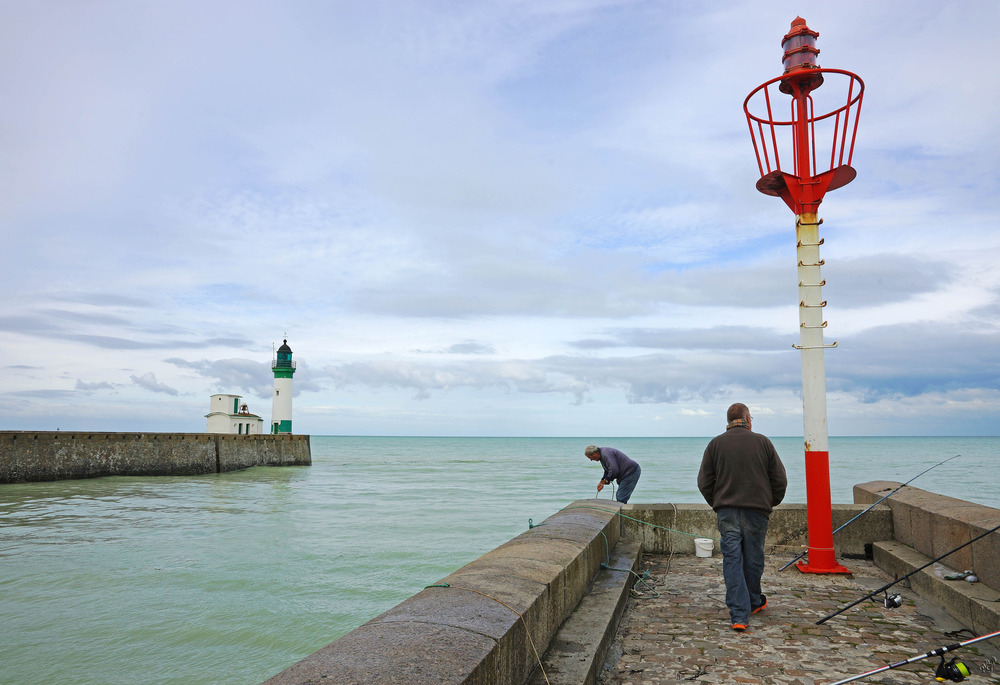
(697, 403, 787, 631)
(585, 445, 641, 504)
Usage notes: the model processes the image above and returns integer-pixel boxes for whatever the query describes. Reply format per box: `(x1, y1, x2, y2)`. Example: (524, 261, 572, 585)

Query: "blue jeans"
(615, 465, 640, 503)
(716, 507, 769, 624)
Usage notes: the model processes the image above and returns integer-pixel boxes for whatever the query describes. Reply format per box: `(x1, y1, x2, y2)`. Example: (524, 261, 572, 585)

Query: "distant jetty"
(0, 431, 311, 484)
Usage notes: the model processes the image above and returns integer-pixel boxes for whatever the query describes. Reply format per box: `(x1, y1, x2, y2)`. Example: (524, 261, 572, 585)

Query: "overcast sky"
(2, 1, 998, 437)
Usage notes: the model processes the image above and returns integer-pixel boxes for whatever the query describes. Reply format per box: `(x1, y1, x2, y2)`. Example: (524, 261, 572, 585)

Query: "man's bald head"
(727, 403, 750, 423)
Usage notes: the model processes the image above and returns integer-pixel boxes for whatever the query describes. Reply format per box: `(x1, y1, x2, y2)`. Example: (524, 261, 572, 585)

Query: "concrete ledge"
(619, 503, 717, 554)
(217, 433, 312, 470)
(873, 540, 1000, 634)
(856, 481, 1000, 592)
(262, 499, 624, 685)
(619, 502, 892, 558)
(529, 539, 642, 685)
(0, 431, 311, 483)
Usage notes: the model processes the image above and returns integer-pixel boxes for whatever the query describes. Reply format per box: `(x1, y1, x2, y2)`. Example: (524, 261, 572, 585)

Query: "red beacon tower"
(743, 18, 864, 574)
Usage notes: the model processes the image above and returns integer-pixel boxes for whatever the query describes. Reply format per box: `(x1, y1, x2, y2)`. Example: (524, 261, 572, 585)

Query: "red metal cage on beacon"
(743, 69, 865, 215)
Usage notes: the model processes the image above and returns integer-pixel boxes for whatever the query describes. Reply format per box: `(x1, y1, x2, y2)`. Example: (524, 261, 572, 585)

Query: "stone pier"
(0, 431, 311, 483)
(262, 484, 1000, 685)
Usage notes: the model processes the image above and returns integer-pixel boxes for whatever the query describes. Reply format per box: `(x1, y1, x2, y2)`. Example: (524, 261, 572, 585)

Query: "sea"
(1, 436, 997, 685)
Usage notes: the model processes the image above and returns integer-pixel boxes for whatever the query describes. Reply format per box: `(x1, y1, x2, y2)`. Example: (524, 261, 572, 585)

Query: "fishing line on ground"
(595, 530, 659, 599)
(528, 513, 661, 598)
(664, 502, 677, 572)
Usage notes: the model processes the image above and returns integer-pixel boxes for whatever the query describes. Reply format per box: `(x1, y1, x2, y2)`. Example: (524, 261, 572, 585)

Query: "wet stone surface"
(597, 553, 1000, 685)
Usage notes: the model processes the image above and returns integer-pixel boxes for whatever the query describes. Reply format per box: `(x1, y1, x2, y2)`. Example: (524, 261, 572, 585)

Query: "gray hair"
(584, 445, 600, 457)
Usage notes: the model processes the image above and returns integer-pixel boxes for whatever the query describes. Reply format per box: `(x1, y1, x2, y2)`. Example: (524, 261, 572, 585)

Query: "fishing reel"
(935, 655, 971, 682)
(867, 591, 902, 610)
(882, 591, 902, 609)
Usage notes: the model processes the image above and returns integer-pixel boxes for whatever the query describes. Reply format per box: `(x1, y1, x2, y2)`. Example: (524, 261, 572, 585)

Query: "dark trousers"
(716, 507, 768, 624)
(615, 465, 640, 503)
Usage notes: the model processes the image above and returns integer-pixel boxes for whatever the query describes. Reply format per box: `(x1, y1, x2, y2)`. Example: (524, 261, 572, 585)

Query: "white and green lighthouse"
(271, 338, 296, 434)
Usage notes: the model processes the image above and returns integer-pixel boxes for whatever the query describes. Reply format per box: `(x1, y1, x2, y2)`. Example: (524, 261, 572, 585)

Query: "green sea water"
(1, 436, 996, 684)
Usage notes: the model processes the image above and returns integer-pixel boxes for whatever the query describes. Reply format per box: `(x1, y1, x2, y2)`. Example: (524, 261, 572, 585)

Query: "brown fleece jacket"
(697, 426, 787, 516)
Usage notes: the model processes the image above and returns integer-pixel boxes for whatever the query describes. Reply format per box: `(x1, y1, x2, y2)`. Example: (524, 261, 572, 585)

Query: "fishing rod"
(826, 628, 1000, 684)
(816, 521, 1000, 625)
(781, 454, 961, 571)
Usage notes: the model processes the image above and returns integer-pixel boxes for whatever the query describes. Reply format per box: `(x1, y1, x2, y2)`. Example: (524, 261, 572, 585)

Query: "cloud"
(129, 372, 179, 396)
(166, 357, 322, 400)
(166, 358, 273, 399)
(339, 251, 960, 323)
(446, 342, 496, 355)
(8, 389, 80, 399)
(571, 326, 791, 351)
(323, 347, 796, 407)
(50, 292, 153, 307)
(76, 379, 116, 392)
(541, 352, 792, 405)
(325, 358, 590, 402)
(829, 324, 1000, 402)
(0, 310, 253, 351)
(2, 2, 999, 435)
(823, 255, 956, 309)
(321, 308, 1000, 416)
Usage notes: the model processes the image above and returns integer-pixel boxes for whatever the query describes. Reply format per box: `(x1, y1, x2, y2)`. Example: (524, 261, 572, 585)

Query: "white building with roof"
(205, 393, 264, 434)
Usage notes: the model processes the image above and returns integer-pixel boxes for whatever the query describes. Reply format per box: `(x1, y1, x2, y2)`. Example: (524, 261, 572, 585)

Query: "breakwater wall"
(264, 488, 1000, 685)
(856, 480, 1000, 633)
(0, 431, 311, 483)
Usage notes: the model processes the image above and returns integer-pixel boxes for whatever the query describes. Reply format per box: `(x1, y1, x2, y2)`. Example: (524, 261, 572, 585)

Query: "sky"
(2, 1, 999, 438)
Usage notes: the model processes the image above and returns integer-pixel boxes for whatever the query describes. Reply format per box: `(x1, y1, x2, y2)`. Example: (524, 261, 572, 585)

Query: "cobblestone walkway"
(598, 553, 1000, 685)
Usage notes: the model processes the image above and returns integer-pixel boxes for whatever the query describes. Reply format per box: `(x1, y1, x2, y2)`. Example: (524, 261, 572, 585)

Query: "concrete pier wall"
(855, 480, 1000, 633)
(264, 500, 624, 685)
(0, 431, 311, 483)
(855, 480, 1000, 592)
(618, 502, 893, 558)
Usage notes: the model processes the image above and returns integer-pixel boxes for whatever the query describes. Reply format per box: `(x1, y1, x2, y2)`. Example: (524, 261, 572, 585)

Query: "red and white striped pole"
(795, 212, 847, 574)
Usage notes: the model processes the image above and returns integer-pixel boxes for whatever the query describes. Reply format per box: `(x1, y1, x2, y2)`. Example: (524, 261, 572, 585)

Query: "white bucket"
(694, 538, 714, 558)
